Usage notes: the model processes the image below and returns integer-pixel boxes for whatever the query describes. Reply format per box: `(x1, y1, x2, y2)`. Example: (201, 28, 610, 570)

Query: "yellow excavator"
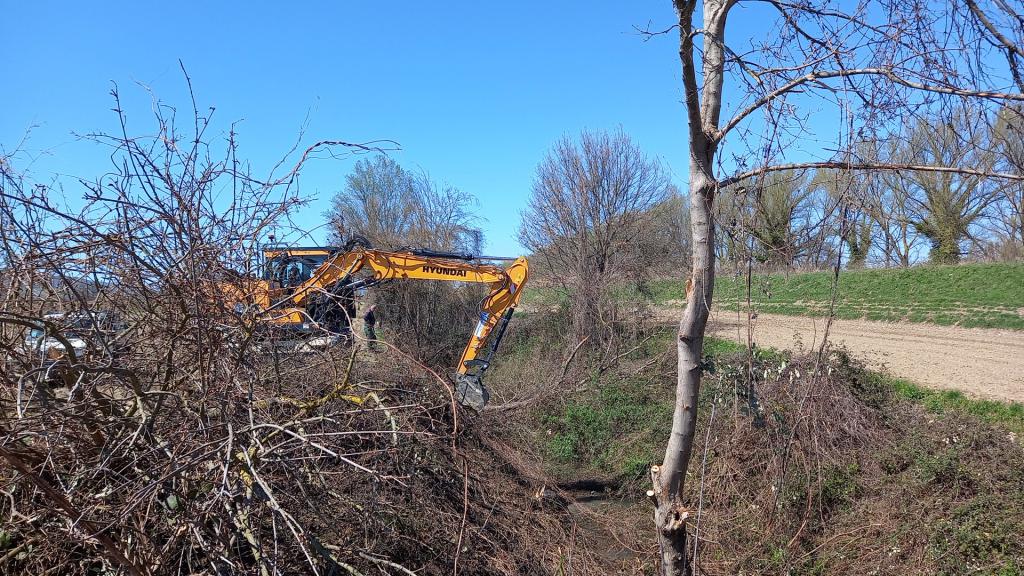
(228, 237, 529, 410)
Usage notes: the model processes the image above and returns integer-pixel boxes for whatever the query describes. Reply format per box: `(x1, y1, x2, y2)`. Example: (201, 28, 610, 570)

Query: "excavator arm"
(276, 247, 529, 410)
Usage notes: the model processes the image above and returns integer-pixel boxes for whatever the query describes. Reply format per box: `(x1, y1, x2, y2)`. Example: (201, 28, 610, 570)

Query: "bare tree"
(870, 162, 921, 267)
(808, 169, 874, 268)
(744, 171, 822, 267)
(329, 156, 411, 246)
(329, 156, 480, 252)
(626, 185, 693, 279)
(409, 172, 483, 253)
(519, 129, 670, 344)
(959, 0, 1024, 93)
(646, 0, 1024, 573)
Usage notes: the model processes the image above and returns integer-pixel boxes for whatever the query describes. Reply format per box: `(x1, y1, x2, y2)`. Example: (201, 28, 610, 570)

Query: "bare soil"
(657, 306, 1024, 404)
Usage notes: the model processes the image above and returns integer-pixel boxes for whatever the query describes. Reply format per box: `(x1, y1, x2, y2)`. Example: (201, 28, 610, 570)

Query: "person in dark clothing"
(363, 304, 378, 350)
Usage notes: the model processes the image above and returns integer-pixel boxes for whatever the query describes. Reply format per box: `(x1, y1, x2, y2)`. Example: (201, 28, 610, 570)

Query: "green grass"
(885, 375, 1024, 436)
(702, 335, 791, 363)
(702, 336, 744, 356)
(648, 262, 1024, 330)
(542, 375, 673, 479)
(519, 284, 567, 308)
(539, 333, 792, 480)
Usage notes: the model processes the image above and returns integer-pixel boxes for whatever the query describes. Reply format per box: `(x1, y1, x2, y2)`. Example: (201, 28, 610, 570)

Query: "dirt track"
(660, 307, 1024, 404)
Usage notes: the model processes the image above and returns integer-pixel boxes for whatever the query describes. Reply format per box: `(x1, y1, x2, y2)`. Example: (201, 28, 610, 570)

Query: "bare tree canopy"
(987, 104, 1024, 258)
(891, 108, 1000, 263)
(327, 156, 481, 253)
(325, 156, 486, 365)
(519, 129, 670, 343)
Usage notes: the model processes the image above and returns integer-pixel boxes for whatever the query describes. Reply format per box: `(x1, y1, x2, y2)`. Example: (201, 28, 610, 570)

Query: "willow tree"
(649, 0, 1024, 573)
(896, 110, 1000, 264)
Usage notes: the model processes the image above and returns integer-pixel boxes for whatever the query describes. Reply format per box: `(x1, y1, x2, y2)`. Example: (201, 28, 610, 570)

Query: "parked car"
(22, 311, 126, 362)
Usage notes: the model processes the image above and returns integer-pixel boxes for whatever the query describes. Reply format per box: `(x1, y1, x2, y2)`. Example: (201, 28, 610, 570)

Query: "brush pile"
(0, 102, 584, 575)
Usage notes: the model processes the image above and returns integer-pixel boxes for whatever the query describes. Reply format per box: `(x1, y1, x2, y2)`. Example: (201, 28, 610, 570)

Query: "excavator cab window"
(263, 251, 332, 290)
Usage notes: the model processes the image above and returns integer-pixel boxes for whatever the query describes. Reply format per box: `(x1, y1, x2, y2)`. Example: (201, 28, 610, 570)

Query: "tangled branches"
(0, 89, 573, 575)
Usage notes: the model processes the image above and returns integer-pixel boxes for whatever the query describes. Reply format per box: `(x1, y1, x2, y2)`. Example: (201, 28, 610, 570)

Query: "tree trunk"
(651, 170, 718, 575)
(651, 1, 728, 573)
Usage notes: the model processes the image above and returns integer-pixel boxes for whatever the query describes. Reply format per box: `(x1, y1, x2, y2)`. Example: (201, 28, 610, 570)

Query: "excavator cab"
(260, 245, 358, 337)
(262, 246, 334, 293)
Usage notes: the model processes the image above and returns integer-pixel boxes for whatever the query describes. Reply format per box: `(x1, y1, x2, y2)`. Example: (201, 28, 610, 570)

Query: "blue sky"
(2, 1, 708, 255)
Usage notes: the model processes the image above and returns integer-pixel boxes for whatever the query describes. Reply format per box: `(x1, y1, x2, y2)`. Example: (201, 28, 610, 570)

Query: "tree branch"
(721, 161, 1024, 189)
(717, 67, 1024, 144)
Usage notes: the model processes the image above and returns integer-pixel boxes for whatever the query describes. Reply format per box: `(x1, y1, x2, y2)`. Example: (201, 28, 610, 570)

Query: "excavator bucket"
(455, 373, 489, 412)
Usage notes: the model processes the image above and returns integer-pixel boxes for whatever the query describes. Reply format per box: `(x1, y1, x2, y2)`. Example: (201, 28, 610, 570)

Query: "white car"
(23, 312, 122, 361)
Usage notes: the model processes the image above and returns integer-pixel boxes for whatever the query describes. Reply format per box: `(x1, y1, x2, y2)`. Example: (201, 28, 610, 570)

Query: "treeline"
(716, 105, 1024, 269)
(327, 107, 1023, 352)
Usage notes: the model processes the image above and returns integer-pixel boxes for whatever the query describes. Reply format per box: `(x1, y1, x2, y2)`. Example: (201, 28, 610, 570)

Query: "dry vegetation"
(0, 94, 593, 575)
(4, 0, 1024, 565)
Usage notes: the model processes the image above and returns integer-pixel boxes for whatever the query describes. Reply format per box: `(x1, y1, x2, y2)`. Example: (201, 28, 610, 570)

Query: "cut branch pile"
(0, 91, 582, 575)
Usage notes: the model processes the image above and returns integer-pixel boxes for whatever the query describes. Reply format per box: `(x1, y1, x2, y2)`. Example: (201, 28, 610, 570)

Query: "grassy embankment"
(489, 317, 1024, 573)
(646, 262, 1024, 330)
(514, 261, 1024, 469)
(508, 332, 1024, 483)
